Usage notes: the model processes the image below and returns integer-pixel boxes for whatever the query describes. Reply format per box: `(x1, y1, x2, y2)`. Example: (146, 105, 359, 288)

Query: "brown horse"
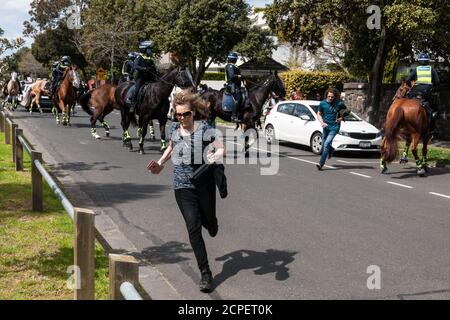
(380, 82, 430, 176)
(80, 83, 118, 139)
(80, 83, 158, 141)
(52, 67, 79, 126)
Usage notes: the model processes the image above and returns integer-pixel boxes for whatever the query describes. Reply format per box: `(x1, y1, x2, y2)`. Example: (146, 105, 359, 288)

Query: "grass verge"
(0, 132, 109, 300)
(399, 142, 450, 167)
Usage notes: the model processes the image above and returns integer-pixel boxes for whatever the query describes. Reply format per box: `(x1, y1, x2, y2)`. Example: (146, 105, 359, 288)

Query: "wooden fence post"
(5, 118, 11, 144)
(74, 208, 96, 300)
(31, 151, 43, 212)
(15, 129, 23, 171)
(11, 123, 18, 163)
(109, 254, 139, 300)
(0, 111, 4, 132)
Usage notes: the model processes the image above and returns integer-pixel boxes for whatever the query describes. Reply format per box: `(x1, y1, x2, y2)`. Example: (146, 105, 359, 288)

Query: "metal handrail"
(18, 135, 32, 155)
(33, 159, 75, 220)
(120, 282, 143, 300)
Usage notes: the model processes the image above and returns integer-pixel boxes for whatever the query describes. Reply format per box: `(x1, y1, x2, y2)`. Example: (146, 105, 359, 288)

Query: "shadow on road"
(385, 166, 450, 179)
(131, 241, 193, 266)
(213, 249, 297, 289)
(73, 182, 170, 205)
(48, 161, 122, 175)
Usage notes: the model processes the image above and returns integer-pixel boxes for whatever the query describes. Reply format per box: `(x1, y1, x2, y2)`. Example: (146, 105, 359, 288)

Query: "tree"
(143, 0, 276, 85)
(1, 27, 25, 79)
(81, 0, 144, 83)
(18, 48, 49, 79)
(264, 0, 445, 122)
(24, 0, 90, 77)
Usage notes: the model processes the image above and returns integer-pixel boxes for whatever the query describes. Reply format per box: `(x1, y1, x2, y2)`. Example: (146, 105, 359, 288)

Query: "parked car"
(264, 100, 382, 154)
(21, 83, 53, 112)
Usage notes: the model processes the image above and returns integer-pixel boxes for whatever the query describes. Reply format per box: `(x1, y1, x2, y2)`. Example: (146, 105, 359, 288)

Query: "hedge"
(202, 72, 226, 81)
(279, 70, 353, 99)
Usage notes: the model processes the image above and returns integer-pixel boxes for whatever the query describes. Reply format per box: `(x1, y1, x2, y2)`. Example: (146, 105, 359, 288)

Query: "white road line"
(429, 192, 450, 199)
(349, 172, 372, 178)
(386, 181, 414, 189)
(228, 141, 338, 170)
(337, 160, 379, 164)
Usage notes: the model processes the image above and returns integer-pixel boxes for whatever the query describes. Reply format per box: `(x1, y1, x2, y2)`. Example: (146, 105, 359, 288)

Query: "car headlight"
(375, 131, 382, 138)
(339, 131, 350, 137)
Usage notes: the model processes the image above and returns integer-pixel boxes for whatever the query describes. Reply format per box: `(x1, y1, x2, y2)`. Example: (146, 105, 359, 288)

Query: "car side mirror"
(299, 115, 311, 121)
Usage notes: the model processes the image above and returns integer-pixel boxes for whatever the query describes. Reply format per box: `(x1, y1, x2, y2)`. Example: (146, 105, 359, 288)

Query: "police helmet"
(139, 41, 154, 54)
(418, 53, 430, 65)
(227, 52, 238, 63)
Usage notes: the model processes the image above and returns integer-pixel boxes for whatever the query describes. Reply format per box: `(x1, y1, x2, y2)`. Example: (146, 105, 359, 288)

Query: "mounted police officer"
(121, 52, 138, 83)
(225, 52, 244, 123)
(406, 53, 440, 136)
(51, 56, 71, 98)
(130, 41, 157, 114)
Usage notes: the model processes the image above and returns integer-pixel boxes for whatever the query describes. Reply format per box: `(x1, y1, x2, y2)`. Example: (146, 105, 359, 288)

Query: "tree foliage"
(24, 0, 89, 75)
(143, 0, 276, 84)
(81, 0, 146, 82)
(264, 0, 448, 121)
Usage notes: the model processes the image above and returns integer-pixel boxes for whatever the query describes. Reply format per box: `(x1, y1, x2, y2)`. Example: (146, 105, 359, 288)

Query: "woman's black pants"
(175, 185, 216, 273)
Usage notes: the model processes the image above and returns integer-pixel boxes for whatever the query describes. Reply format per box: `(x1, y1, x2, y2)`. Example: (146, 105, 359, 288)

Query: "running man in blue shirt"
(316, 88, 347, 170)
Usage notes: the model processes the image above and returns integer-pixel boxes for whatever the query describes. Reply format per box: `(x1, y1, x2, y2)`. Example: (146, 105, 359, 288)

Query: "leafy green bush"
(202, 72, 226, 81)
(279, 70, 353, 99)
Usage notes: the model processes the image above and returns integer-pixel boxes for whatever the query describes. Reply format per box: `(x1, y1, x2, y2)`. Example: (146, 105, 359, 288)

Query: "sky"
(1, 0, 273, 56)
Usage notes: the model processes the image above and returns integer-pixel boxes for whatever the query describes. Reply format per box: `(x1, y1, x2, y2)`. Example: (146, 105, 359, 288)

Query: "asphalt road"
(8, 106, 450, 300)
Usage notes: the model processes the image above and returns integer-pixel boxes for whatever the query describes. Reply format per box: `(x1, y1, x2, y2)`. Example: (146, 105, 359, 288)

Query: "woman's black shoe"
(199, 271, 213, 292)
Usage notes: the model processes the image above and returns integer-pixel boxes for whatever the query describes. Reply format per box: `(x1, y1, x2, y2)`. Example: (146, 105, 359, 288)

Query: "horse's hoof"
(381, 167, 388, 174)
(424, 166, 429, 173)
(399, 158, 408, 164)
(105, 132, 110, 137)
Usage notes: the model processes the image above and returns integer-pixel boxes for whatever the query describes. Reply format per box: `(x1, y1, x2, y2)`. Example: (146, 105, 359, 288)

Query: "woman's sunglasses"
(176, 111, 193, 118)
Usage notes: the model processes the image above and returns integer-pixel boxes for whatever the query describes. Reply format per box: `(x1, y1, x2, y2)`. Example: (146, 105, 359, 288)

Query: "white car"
(264, 100, 382, 154)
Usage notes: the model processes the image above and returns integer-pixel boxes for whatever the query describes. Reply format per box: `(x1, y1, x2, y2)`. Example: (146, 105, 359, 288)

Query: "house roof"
(239, 57, 289, 71)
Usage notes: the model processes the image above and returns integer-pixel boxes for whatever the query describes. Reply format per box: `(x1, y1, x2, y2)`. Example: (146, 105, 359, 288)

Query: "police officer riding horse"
(406, 53, 440, 138)
(129, 41, 157, 114)
(51, 56, 71, 99)
(224, 52, 246, 123)
(120, 51, 138, 84)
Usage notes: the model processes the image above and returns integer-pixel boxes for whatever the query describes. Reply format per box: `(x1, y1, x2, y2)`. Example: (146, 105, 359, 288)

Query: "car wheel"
(310, 132, 323, 155)
(265, 125, 276, 144)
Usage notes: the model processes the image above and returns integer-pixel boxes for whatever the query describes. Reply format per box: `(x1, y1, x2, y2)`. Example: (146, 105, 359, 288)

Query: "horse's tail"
(80, 91, 93, 115)
(130, 111, 138, 127)
(383, 104, 404, 163)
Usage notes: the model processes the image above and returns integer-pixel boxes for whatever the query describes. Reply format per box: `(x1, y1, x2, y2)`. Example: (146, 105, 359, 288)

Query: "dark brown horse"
(52, 67, 80, 126)
(380, 82, 430, 176)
